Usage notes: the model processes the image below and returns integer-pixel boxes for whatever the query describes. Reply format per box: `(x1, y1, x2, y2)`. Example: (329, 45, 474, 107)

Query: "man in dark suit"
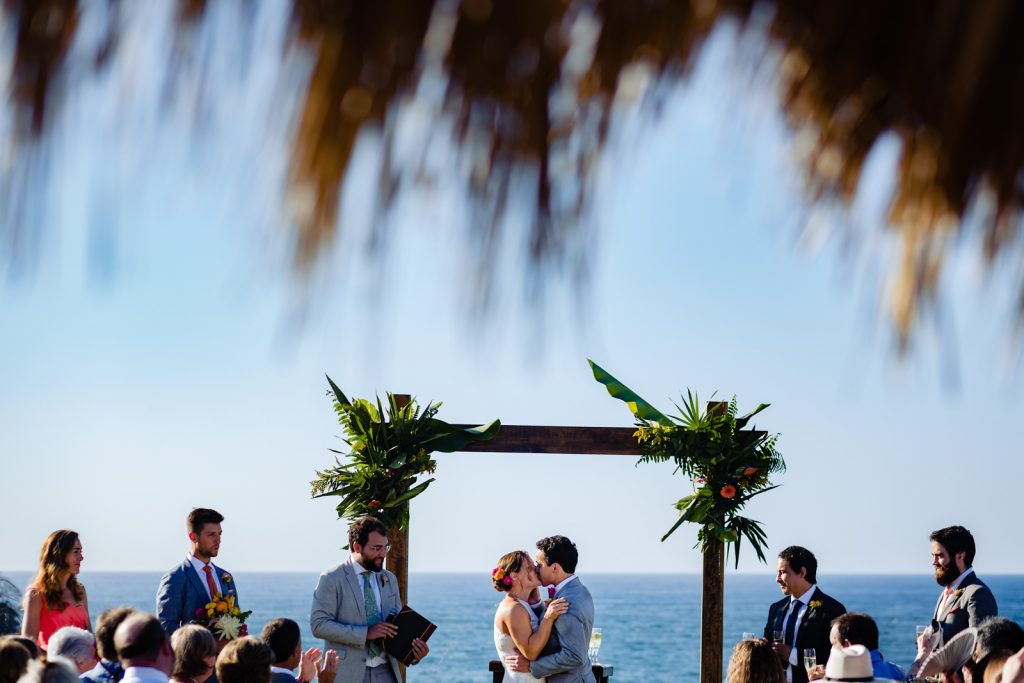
(928, 525, 997, 647)
(764, 545, 846, 683)
(156, 508, 240, 636)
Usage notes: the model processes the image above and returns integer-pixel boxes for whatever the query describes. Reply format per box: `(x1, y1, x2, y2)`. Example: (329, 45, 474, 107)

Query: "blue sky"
(2, 7, 1022, 578)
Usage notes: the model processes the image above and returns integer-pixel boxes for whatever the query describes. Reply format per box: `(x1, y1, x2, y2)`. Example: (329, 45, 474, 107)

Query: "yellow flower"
(809, 600, 823, 609)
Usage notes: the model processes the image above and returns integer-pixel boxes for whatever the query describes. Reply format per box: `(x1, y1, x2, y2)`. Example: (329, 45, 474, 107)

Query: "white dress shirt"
(187, 554, 222, 599)
(348, 555, 387, 668)
(783, 584, 818, 683)
(121, 666, 170, 683)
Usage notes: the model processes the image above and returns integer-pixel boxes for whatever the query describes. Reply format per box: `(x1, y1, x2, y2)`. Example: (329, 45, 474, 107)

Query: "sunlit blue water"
(4, 572, 1023, 682)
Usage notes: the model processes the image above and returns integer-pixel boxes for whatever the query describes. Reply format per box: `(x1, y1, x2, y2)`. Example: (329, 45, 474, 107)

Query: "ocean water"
(4, 572, 1024, 682)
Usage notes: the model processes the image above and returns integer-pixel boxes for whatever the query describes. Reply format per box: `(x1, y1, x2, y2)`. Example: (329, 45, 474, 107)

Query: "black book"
(383, 606, 437, 666)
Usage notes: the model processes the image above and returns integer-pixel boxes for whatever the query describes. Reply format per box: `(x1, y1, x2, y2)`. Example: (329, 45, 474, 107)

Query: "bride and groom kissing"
(493, 535, 597, 683)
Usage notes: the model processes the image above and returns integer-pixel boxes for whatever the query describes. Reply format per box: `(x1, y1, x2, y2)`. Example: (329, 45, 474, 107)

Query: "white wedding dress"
(494, 598, 547, 682)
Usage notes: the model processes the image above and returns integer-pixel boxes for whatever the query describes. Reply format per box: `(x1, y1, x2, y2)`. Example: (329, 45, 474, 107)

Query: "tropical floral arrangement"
(193, 592, 252, 640)
(311, 376, 499, 532)
(590, 361, 785, 567)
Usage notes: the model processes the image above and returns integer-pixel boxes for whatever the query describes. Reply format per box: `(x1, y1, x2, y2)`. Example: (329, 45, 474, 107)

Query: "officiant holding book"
(310, 517, 429, 683)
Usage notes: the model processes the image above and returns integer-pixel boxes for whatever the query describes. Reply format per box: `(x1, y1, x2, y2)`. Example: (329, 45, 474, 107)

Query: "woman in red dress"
(21, 529, 92, 651)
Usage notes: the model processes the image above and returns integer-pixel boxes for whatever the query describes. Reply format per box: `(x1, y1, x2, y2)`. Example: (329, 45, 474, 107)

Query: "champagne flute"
(803, 648, 817, 672)
(588, 628, 602, 663)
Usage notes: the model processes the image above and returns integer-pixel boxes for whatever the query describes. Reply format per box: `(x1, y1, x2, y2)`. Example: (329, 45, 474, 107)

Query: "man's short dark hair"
(188, 508, 224, 535)
(94, 607, 137, 661)
(930, 526, 976, 567)
(831, 612, 879, 650)
(975, 617, 1024, 659)
(260, 618, 300, 665)
(115, 614, 167, 662)
(778, 546, 817, 583)
(536, 536, 578, 574)
(349, 517, 388, 549)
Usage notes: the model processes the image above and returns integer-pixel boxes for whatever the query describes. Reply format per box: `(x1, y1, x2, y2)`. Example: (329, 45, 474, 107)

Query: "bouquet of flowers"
(193, 592, 252, 640)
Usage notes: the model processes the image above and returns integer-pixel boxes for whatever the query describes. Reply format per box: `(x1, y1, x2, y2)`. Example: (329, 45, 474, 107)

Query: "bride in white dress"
(492, 550, 569, 682)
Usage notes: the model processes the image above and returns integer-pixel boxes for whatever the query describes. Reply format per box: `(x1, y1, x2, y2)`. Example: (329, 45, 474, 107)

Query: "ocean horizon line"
(5, 569, 1023, 577)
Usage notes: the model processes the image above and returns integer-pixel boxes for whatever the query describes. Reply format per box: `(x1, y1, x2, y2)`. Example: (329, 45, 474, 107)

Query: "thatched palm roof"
(3, 0, 1023, 349)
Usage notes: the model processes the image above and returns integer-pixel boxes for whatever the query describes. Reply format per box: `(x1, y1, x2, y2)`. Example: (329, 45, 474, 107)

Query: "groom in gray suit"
(507, 535, 596, 683)
(310, 517, 428, 683)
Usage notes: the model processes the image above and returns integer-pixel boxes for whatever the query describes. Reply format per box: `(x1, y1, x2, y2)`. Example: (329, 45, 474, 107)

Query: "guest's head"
(3, 637, 38, 660)
(260, 618, 302, 668)
(170, 624, 216, 683)
(0, 637, 32, 683)
(114, 613, 174, 675)
(491, 551, 536, 593)
(32, 531, 85, 610)
(931, 526, 976, 585)
(215, 637, 273, 683)
(830, 613, 881, 651)
(94, 607, 137, 662)
(15, 657, 79, 683)
(535, 536, 578, 586)
(348, 517, 388, 573)
(727, 639, 784, 683)
(776, 546, 816, 596)
(45, 627, 97, 674)
(969, 649, 1013, 683)
(187, 508, 224, 561)
(976, 619, 1024, 661)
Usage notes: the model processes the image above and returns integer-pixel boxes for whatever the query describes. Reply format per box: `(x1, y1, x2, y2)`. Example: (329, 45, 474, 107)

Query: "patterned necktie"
(784, 598, 802, 648)
(202, 565, 218, 599)
(363, 572, 383, 658)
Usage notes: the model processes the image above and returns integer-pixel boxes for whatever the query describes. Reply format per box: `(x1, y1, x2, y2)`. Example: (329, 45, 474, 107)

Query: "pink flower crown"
(491, 567, 513, 586)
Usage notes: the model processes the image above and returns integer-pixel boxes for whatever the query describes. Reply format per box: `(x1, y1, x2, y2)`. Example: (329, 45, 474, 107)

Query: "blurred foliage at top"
(3, 0, 1023, 349)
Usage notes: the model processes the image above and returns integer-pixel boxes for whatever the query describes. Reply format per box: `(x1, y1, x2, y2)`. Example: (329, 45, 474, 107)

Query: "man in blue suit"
(156, 508, 240, 636)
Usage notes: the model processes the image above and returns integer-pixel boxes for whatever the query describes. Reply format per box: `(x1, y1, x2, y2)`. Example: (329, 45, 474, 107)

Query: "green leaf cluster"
(311, 375, 500, 533)
(589, 360, 785, 567)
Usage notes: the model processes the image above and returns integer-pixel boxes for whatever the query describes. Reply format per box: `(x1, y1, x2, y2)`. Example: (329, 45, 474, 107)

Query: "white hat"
(823, 645, 899, 682)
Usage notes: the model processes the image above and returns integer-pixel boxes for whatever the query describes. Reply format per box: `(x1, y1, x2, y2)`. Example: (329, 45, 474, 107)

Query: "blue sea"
(4, 572, 1024, 682)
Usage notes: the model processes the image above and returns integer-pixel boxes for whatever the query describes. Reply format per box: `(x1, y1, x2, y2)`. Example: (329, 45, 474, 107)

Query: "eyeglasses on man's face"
(367, 544, 391, 553)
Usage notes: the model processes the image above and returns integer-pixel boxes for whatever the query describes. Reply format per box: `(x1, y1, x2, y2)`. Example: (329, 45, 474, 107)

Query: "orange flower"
(720, 485, 737, 499)
(743, 467, 758, 476)
(368, 500, 382, 509)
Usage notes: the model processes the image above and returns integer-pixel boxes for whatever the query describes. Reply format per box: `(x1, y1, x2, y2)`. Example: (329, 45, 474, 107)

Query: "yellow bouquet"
(193, 593, 253, 640)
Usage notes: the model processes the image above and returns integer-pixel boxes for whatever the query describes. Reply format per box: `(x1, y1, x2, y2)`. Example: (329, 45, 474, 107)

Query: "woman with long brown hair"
(727, 639, 785, 683)
(21, 530, 91, 651)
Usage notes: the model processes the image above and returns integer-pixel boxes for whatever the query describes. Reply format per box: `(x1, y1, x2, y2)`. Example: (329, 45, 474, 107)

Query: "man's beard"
(935, 564, 958, 586)
(359, 556, 385, 572)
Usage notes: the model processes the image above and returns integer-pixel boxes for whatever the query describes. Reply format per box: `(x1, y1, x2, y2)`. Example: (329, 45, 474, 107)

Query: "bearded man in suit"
(764, 546, 846, 683)
(156, 508, 240, 637)
(310, 516, 428, 683)
(928, 525, 997, 647)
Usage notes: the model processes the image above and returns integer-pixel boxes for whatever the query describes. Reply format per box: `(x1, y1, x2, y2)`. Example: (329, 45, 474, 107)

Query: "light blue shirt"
(870, 649, 905, 681)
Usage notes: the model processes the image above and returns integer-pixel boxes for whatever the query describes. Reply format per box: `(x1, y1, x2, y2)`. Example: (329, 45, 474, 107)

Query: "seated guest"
(83, 607, 138, 683)
(825, 613, 905, 681)
(16, 657, 80, 683)
(259, 618, 328, 683)
(168, 625, 217, 683)
(727, 639, 785, 683)
(976, 619, 1024, 662)
(215, 637, 273, 683)
(976, 649, 1013, 683)
(819, 645, 901, 682)
(0, 637, 32, 683)
(46, 626, 99, 674)
(21, 531, 91, 651)
(114, 614, 174, 683)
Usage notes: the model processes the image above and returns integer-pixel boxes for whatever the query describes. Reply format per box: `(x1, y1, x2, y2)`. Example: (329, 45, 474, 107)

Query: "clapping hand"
(298, 647, 323, 682)
(317, 650, 339, 683)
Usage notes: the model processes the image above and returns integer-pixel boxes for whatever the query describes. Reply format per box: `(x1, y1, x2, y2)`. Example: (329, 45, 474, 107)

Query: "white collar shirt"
(553, 574, 578, 597)
(187, 554, 222, 600)
(121, 666, 170, 683)
(348, 555, 387, 668)
(783, 584, 818, 683)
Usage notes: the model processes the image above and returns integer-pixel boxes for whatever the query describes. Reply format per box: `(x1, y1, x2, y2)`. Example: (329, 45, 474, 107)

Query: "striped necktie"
(363, 572, 383, 658)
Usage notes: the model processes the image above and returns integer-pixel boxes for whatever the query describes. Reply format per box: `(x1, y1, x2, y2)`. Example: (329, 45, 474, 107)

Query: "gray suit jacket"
(310, 560, 402, 683)
(933, 571, 997, 646)
(530, 577, 596, 683)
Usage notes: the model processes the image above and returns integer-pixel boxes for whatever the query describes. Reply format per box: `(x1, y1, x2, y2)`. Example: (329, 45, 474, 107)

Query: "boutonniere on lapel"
(221, 573, 234, 592)
(380, 574, 390, 588)
(808, 600, 823, 610)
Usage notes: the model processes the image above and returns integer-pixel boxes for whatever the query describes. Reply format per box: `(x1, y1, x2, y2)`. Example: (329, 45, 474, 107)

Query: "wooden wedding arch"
(383, 394, 764, 683)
